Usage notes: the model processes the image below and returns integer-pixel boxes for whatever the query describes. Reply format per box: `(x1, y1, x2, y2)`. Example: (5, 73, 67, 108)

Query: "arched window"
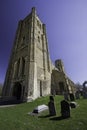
(13, 59, 20, 78)
(13, 61, 17, 78)
(38, 36, 40, 42)
(21, 57, 25, 76)
(16, 59, 20, 77)
(22, 36, 25, 44)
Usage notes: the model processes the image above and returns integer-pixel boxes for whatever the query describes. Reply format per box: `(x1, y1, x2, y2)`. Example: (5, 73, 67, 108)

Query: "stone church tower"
(2, 7, 51, 101)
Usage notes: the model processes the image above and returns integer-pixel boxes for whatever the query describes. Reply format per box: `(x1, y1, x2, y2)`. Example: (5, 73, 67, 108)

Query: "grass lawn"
(0, 95, 87, 130)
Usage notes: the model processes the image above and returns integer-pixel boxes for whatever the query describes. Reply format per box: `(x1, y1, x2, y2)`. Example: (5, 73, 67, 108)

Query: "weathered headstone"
(69, 93, 75, 101)
(61, 100, 70, 118)
(63, 91, 69, 101)
(48, 96, 56, 116)
(75, 91, 80, 99)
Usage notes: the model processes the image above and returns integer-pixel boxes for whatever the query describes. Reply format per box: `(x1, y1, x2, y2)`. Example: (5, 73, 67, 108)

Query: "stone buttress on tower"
(2, 7, 51, 101)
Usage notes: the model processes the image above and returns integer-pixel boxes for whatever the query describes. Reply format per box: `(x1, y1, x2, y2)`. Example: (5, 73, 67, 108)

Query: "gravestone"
(61, 100, 70, 118)
(83, 90, 87, 98)
(82, 81, 87, 99)
(70, 101, 77, 108)
(69, 93, 75, 101)
(63, 91, 69, 101)
(32, 104, 48, 114)
(75, 91, 80, 99)
(48, 96, 56, 116)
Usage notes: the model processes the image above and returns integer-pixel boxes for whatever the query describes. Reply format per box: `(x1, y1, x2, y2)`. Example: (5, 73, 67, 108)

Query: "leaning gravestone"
(48, 96, 56, 116)
(60, 100, 70, 118)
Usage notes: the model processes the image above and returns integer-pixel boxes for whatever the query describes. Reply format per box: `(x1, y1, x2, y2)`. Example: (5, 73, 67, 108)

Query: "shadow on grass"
(39, 115, 70, 121)
(38, 114, 53, 118)
(50, 116, 70, 121)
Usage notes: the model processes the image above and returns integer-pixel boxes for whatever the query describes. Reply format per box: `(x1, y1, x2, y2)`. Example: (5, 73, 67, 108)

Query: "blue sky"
(0, 0, 87, 84)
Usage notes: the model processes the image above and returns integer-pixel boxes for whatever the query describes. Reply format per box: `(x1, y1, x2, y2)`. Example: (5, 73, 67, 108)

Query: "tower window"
(23, 36, 25, 40)
(16, 59, 20, 78)
(37, 20, 39, 26)
(22, 36, 26, 44)
(23, 36, 25, 42)
(38, 36, 40, 42)
(37, 20, 41, 29)
(21, 57, 25, 76)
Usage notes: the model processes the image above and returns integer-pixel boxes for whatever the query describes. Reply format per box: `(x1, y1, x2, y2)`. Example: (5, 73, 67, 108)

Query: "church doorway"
(13, 82, 22, 100)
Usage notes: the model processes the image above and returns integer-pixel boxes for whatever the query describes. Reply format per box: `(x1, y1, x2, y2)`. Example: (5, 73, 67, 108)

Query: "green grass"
(0, 96, 87, 130)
